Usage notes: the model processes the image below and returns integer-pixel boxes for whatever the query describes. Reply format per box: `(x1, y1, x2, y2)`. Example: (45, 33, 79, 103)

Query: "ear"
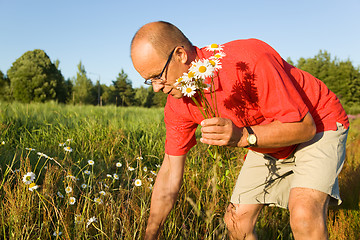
(175, 46, 188, 64)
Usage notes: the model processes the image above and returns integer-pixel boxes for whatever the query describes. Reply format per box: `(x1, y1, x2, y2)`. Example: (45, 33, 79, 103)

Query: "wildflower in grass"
(66, 174, 78, 181)
(59, 142, 65, 147)
(210, 51, 226, 60)
(106, 174, 112, 178)
(94, 197, 103, 204)
(86, 216, 97, 228)
(64, 146, 73, 152)
(28, 182, 39, 191)
(113, 173, 119, 180)
(135, 179, 142, 187)
(99, 191, 106, 196)
(1, 141, 5, 145)
(74, 214, 84, 224)
(84, 170, 91, 175)
(66, 138, 73, 142)
(136, 156, 143, 160)
(25, 147, 35, 151)
(150, 170, 157, 176)
(53, 230, 62, 236)
(22, 172, 36, 185)
(88, 160, 95, 165)
(148, 177, 154, 182)
(69, 197, 76, 205)
(57, 191, 64, 198)
(156, 164, 161, 168)
(128, 167, 135, 171)
(65, 186, 73, 194)
(143, 166, 148, 172)
(149, 184, 153, 190)
(116, 162, 122, 168)
(81, 183, 87, 189)
(104, 183, 109, 188)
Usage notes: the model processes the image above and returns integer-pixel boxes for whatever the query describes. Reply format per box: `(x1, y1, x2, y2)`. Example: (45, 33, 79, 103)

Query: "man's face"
(132, 41, 188, 99)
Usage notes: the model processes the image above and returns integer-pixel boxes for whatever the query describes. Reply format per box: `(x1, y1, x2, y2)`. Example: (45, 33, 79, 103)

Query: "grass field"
(0, 101, 359, 239)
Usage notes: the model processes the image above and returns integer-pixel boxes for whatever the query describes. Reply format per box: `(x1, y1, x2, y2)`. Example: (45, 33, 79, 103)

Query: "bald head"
(131, 21, 194, 60)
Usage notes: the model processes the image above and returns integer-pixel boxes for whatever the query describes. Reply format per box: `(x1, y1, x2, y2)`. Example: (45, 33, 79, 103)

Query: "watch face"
(248, 134, 257, 145)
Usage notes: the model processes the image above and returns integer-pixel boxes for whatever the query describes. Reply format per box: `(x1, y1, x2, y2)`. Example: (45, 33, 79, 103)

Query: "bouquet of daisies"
(175, 43, 225, 119)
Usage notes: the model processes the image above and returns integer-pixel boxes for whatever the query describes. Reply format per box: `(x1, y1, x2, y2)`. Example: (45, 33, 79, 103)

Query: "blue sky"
(1, 0, 359, 88)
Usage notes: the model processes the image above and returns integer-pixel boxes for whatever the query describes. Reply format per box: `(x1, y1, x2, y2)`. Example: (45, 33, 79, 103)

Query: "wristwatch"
(245, 126, 257, 148)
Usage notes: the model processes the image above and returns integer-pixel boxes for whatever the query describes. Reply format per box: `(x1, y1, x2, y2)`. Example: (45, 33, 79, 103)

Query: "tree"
(7, 49, 68, 103)
(296, 50, 360, 106)
(0, 70, 11, 101)
(72, 61, 96, 105)
(111, 69, 135, 106)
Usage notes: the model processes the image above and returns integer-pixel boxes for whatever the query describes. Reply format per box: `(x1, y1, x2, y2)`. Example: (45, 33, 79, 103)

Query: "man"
(130, 21, 349, 240)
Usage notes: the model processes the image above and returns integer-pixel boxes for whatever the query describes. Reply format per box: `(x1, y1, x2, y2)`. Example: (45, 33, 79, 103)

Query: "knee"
(224, 204, 257, 236)
(289, 204, 326, 233)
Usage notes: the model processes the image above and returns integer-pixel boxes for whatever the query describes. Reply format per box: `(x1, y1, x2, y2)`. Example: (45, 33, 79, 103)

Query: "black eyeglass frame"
(144, 47, 177, 85)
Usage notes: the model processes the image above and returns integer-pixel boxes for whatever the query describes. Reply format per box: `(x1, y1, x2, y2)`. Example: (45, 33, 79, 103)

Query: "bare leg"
(289, 187, 330, 240)
(224, 203, 263, 240)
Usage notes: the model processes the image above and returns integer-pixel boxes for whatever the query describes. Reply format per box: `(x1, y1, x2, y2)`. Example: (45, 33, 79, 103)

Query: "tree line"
(1, 49, 359, 108)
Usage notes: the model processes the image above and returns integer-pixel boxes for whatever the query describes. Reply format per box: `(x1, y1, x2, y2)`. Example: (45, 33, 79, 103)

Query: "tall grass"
(0, 101, 359, 239)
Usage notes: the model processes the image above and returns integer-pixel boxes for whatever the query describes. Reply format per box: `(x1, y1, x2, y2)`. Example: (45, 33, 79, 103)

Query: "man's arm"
(145, 153, 186, 240)
(200, 112, 316, 148)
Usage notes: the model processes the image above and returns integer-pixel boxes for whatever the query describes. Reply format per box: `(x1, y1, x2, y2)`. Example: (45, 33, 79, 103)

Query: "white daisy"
(116, 162, 122, 168)
(65, 186, 73, 194)
(211, 51, 226, 60)
(143, 166, 148, 172)
(94, 197, 103, 204)
(57, 191, 64, 198)
(53, 230, 62, 236)
(66, 174, 78, 181)
(190, 59, 215, 79)
(25, 147, 35, 151)
(113, 173, 119, 180)
(64, 146, 73, 152)
(28, 182, 39, 191)
(84, 170, 91, 175)
(150, 170, 157, 176)
(136, 156, 143, 160)
(148, 177, 154, 182)
(1, 141, 5, 145)
(209, 58, 222, 71)
(88, 160, 95, 165)
(66, 138, 73, 142)
(59, 142, 65, 147)
(81, 183, 87, 189)
(106, 174, 113, 178)
(205, 43, 224, 52)
(99, 191, 106, 196)
(22, 172, 36, 185)
(181, 83, 197, 97)
(128, 167, 135, 171)
(69, 197, 76, 205)
(134, 179, 142, 187)
(86, 216, 97, 228)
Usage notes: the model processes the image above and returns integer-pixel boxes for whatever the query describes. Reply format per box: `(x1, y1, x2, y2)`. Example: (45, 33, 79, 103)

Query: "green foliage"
(7, 49, 68, 103)
(110, 69, 135, 106)
(71, 61, 97, 105)
(296, 50, 360, 107)
(0, 70, 11, 101)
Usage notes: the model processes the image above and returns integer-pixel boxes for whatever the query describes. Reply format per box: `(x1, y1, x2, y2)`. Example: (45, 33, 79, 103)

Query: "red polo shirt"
(164, 39, 349, 159)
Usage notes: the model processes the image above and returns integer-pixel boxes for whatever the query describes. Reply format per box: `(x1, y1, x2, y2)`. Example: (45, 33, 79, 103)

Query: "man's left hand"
(200, 117, 244, 147)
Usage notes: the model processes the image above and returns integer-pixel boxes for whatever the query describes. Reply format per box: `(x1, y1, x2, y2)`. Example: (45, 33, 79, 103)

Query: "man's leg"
(288, 187, 330, 240)
(224, 203, 263, 240)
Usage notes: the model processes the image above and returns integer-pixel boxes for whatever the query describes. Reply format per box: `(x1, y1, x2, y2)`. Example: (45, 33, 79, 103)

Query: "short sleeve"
(254, 53, 309, 123)
(164, 99, 198, 156)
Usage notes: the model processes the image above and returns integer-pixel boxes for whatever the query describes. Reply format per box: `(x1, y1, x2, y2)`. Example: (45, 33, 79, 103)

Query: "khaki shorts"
(230, 122, 348, 209)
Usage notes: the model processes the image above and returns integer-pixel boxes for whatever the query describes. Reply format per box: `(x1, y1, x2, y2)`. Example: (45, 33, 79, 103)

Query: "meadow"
(0, 101, 359, 240)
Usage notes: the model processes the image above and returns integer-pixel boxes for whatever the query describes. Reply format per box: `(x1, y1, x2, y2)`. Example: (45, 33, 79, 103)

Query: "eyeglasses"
(144, 47, 177, 85)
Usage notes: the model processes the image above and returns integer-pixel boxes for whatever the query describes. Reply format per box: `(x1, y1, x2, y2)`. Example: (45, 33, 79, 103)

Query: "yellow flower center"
(211, 43, 218, 48)
(209, 60, 216, 66)
(199, 66, 207, 73)
(176, 77, 183, 83)
(29, 182, 36, 188)
(188, 72, 195, 78)
(186, 88, 192, 93)
(26, 176, 31, 181)
(214, 54, 221, 58)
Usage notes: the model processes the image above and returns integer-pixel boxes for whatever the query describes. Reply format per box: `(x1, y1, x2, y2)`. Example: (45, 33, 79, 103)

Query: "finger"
(201, 125, 225, 134)
(201, 117, 226, 127)
(200, 137, 227, 146)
